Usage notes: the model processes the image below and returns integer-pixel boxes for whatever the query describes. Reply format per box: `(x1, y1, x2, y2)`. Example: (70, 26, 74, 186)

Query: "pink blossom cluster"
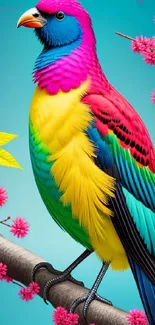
(0, 262, 8, 280)
(53, 307, 79, 325)
(0, 186, 38, 300)
(131, 36, 155, 65)
(0, 262, 13, 283)
(0, 187, 7, 206)
(127, 309, 148, 325)
(0, 186, 30, 238)
(19, 282, 40, 302)
(0, 215, 30, 238)
(0, 261, 40, 302)
(53, 307, 95, 325)
(131, 36, 155, 104)
(10, 217, 29, 238)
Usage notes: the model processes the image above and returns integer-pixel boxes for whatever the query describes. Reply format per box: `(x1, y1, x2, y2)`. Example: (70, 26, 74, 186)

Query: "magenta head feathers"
(17, 0, 104, 95)
(36, 0, 89, 20)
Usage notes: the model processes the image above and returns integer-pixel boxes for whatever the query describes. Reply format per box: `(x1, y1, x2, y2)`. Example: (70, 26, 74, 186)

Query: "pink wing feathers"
(83, 85, 155, 211)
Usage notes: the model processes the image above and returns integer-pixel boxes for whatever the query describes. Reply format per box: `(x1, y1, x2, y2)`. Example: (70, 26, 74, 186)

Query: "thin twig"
(0, 216, 11, 227)
(12, 280, 24, 288)
(0, 216, 11, 223)
(115, 32, 134, 41)
(0, 222, 11, 227)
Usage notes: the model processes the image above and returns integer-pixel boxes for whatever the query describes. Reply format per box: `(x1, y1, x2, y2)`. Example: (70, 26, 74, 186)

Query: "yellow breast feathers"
(30, 80, 129, 271)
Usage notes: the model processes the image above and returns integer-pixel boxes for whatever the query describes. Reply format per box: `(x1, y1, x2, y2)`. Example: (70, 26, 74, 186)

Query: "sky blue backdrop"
(0, 0, 155, 324)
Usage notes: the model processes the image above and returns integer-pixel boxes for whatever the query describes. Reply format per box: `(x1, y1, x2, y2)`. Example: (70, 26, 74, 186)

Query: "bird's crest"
(36, 0, 89, 18)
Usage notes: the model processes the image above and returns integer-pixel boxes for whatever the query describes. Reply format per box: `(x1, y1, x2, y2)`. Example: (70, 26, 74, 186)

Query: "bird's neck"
(33, 36, 109, 95)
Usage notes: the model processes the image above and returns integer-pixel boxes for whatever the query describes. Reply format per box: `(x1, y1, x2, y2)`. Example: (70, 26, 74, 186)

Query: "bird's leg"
(69, 262, 112, 322)
(31, 249, 93, 304)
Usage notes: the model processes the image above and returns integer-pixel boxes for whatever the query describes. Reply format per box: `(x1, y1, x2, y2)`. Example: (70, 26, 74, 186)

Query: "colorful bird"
(17, 0, 155, 323)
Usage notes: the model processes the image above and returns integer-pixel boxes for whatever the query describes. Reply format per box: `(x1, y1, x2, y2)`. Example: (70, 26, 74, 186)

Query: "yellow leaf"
(0, 132, 18, 146)
(0, 148, 23, 169)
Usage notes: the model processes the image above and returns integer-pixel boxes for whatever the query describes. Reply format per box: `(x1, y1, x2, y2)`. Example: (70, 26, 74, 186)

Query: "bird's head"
(17, 0, 92, 49)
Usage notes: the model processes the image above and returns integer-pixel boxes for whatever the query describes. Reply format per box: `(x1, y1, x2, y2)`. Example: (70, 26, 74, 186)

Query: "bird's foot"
(69, 262, 112, 323)
(32, 249, 92, 304)
(32, 262, 84, 304)
(69, 290, 112, 322)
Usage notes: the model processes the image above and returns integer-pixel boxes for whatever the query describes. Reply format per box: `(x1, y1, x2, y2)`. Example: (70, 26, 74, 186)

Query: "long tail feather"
(129, 257, 155, 325)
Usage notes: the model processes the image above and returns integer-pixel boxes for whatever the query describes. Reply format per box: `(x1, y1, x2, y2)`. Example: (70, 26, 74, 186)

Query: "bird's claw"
(95, 293, 112, 305)
(31, 262, 84, 304)
(32, 262, 58, 282)
(43, 271, 84, 304)
(69, 291, 112, 321)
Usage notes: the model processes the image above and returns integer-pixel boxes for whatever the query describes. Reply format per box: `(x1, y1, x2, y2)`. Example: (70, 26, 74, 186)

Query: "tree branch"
(0, 235, 129, 325)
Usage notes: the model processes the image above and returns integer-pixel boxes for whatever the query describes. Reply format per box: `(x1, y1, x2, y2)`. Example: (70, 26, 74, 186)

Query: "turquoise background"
(0, 0, 155, 324)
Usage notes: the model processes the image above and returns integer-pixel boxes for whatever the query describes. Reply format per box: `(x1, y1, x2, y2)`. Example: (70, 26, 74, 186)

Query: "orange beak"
(17, 8, 47, 28)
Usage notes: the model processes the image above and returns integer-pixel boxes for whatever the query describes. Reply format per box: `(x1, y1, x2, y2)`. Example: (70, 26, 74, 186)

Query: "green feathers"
(29, 120, 92, 250)
(104, 133, 155, 211)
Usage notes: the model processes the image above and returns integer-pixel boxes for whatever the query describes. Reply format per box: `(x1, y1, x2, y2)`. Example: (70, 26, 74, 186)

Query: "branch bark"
(0, 235, 129, 325)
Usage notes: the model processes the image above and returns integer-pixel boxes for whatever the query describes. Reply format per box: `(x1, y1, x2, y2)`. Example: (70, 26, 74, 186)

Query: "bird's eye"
(33, 13, 40, 18)
(56, 11, 65, 21)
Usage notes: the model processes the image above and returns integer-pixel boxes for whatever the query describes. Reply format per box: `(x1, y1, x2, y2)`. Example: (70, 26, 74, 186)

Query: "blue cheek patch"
(34, 14, 83, 71)
(46, 15, 81, 47)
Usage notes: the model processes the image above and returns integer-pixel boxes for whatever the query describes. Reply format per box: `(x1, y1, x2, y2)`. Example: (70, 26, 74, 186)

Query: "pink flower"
(10, 217, 29, 238)
(4, 276, 13, 283)
(143, 49, 155, 65)
(53, 307, 68, 325)
(0, 262, 7, 280)
(131, 36, 155, 66)
(53, 307, 79, 325)
(53, 307, 95, 325)
(131, 36, 151, 53)
(131, 40, 142, 53)
(18, 287, 33, 302)
(141, 38, 155, 56)
(65, 313, 79, 325)
(29, 282, 40, 295)
(127, 309, 148, 325)
(0, 187, 7, 207)
(18, 282, 39, 302)
(151, 91, 155, 104)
